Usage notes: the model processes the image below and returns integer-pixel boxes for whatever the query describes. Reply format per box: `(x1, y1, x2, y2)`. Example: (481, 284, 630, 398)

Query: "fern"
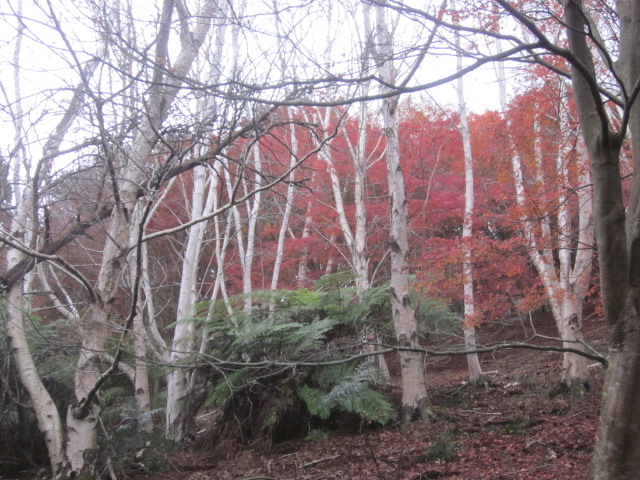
(347, 285, 391, 328)
(297, 386, 332, 419)
(299, 363, 395, 425)
(205, 370, 251, 407)
(198, 281, 405, 441)
(314, 271, 356, 291)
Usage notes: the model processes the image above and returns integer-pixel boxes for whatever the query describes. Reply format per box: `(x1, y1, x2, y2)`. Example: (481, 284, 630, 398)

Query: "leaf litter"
(134, 319, 603, 480)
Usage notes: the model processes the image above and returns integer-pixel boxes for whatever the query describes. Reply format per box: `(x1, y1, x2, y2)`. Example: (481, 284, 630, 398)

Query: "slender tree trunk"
(310, 107, 372, 293)
(495, 37, 592, 390)
(36, 263, 79, 321)
(5, 5, 102, 472)
(270, 108, 298, 310)
(324, 233, 337, 274)
(555, 100, 593, 389)
(132, 302, 152, 432)
(141, 240, 170, 362)
(296, 204, 314, 287)
(166, 165, 214, 441)
(6, 249, 66, 475)
(453, 1, 483, 383)
(376, 3, 429, 423)
(128, 206, 152, 432)
(241, 143, 262, 312)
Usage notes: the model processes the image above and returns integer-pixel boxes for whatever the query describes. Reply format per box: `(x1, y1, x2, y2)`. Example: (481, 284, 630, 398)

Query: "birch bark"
(495, 38, 593, 390)
(375, 2, 429, 422)
(452, 0, 483, 383)
(3, 5, 101, 472)
(166, 165, 214, 441)
(270, 109, 298, 309)
(66, 1, 217, 472)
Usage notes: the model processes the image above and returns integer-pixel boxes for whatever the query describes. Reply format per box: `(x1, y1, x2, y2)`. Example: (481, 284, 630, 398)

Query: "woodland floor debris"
(132, 330, 603, 480)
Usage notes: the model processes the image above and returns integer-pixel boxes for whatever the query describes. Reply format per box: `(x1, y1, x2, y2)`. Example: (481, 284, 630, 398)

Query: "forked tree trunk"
(555, 107, 593, 390)
(495, 38, 592, 391)
(66, 2, 217, 473)
(6, 265, 66, 475)
(5, 7, 101, 472)
(310, 107, 372, 294)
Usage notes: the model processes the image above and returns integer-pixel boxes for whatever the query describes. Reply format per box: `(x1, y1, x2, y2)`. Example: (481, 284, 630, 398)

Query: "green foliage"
(205, 370, 249, 408)
(314, 270, 356, 291)
(19, 314, 78, 395)
(324, 276, 457, 335)
(420, 438, 458, 462)
(0, 303, 78, 474)
(101, 385, 128, 404)
(199, 282, 398, 442)
(196, 275, 459, 446)
(299, 363, 395, 425)
(414, 295, 461, 337)
(419, 428, 460, 463)
(102, 426, 172, 477)
(348, 285, 391, 328)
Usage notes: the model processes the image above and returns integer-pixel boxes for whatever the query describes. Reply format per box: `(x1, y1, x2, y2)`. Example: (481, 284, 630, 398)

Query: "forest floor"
(134, 315, 606, 480)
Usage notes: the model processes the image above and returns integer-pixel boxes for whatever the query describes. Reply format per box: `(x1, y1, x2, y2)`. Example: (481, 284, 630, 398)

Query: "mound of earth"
(133, 317, 604, 480)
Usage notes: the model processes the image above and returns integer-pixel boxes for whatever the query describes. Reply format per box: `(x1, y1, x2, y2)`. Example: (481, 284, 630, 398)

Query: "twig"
(301, 455, 340, 469)
(364, 434, 382, 473)
(458, 409, 502, 416)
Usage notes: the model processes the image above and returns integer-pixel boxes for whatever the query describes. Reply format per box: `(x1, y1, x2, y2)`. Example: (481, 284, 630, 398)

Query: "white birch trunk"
(4, 7, 101, 472)
(296, 203, 314, 287)
(128, 205, 152, 431)
(555, 112, 593, 387)
(199, 163, 234, 352)
(453, 1, 483, 383)
(496, 46, 592, 389)
(242, 144, 262, 310)
(376, 3, 429, 422)
(132, 301, 152, 432)
(141, 240, 170, 362)
(36, 263, 79, 321)
(66, 2, 217, 472)
(270, 109, 298, 310)
(311, 107, 372, 295)
(166, 165, 212, 441)
(5, 196, 66, 475)
(325, 233, 337, 275)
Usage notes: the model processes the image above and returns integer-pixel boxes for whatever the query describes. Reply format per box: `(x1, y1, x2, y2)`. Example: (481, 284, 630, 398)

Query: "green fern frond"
(299, 362, 395, 425)
(298, 386, 332, 419)
(205, 370, 251, 407)
(314, 270, 356, 291)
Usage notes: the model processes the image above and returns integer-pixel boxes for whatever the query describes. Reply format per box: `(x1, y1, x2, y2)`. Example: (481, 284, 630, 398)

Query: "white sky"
(0, 0, 508, 170)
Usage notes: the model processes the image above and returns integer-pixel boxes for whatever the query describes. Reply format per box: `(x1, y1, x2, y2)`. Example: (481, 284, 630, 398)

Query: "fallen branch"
(301, 455, 340, 469)
(191, 334, 607, 371)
